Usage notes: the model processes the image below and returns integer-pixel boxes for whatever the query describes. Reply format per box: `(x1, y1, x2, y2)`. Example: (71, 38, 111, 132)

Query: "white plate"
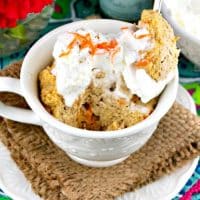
(0, 85, 199, 200)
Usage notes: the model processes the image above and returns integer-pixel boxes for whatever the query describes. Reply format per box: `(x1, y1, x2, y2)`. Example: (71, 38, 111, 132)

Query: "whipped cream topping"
(164, 0, 200, 38)
(123, 67, 174, 103)
(52, 27, 174, 108)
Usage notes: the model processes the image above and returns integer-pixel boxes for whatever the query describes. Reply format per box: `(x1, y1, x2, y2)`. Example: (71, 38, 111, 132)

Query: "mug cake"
(39, 10, 179, 131)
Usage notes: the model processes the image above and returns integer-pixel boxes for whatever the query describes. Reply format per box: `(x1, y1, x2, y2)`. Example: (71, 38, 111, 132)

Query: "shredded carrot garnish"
(71, 32, 96, 54)
(59, 37, 76, 57)
(135, 59, 149, 68)
(59, 32, 119, 57)
(120, 26, 129, 30)
(68, 37, 77, 49)
(95, 39, 118, 51)
(135, 34, 152, 39)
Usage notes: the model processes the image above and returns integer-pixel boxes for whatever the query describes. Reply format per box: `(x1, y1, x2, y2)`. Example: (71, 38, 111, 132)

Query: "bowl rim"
(161, 1, 200, 45)
(21, 19, 179, 139)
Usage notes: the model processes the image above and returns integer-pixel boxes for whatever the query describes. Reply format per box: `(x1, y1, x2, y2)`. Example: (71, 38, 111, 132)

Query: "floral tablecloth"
(0, 1, 199, 199)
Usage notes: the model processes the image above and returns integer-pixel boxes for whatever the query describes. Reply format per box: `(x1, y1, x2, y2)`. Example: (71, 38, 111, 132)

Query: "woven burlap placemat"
(0, 62, 200, 200)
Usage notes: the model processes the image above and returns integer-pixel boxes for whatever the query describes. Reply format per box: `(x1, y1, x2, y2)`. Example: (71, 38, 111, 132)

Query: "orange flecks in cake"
(117, 98, 127, 106)
(85, 105, 95, 124)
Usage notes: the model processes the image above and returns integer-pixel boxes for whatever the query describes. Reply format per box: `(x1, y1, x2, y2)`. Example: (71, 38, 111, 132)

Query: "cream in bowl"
(0, 10, 179, 167)
(162, 0, 200, 66)
(163, 0, 200, 38)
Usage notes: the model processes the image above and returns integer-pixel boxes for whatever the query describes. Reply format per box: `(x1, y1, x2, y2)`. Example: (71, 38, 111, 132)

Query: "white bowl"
(0, 19, 178, 167)
(162, 1, 200, 67)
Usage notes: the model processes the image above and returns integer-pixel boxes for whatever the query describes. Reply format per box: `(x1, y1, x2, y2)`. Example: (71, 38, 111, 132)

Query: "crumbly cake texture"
(39, 66, 157, 131)
(0, 63, 200, 200)
(140, 10, 180, 80)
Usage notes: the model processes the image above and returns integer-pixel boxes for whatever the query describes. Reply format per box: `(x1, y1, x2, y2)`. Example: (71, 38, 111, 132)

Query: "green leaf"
(0, 43, 4, 49)
(0, 196, 12, 200)
(7, 24, 26, 40)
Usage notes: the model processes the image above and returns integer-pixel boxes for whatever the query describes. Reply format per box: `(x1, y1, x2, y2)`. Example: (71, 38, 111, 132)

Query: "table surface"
(0, 1, 200, 200)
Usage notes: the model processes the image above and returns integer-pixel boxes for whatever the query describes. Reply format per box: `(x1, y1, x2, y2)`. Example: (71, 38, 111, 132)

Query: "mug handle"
(0, 77, 42, 126)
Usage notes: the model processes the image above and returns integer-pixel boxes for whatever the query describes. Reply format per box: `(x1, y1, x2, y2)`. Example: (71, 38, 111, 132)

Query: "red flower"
(0, 0, 52, 29)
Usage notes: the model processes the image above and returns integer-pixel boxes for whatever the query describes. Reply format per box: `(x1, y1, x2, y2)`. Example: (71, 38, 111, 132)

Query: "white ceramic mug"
(0, 20, 178, 167)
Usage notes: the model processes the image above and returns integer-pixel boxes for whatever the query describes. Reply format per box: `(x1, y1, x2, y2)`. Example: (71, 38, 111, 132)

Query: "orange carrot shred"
(96, 39, 118, 51)
(62, 32, 118, 57)
(135, 59, 149, 68)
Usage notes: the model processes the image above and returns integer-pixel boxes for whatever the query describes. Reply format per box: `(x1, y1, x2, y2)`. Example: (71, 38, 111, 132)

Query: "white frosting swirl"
(52, 28, 174, 107)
